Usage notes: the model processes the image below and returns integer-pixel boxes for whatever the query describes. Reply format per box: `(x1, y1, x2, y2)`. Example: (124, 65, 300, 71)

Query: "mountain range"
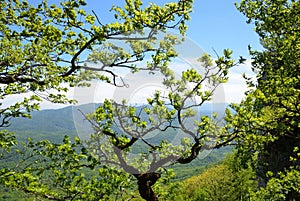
(5, 102, 232, 179)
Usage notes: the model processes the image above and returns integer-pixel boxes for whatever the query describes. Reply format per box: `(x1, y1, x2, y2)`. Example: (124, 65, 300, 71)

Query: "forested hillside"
(6, 104, 231, 177)
(9, 106, 76, 142)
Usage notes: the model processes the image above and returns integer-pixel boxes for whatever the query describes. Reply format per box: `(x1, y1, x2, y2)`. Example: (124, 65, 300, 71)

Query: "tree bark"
(134, 172, 161, 201)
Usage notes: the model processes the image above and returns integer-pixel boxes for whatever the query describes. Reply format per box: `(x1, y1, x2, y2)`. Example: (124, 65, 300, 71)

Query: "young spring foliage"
(0, 0, 204, 200)
(222, 0, 300, 199)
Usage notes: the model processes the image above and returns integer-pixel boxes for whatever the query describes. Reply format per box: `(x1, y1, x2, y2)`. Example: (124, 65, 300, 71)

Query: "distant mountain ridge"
(7, 102, 229, 143)
(8, 105, 77, 142)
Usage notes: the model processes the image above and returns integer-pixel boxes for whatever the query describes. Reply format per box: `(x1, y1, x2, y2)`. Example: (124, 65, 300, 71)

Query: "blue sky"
(86, 0, 262, 58)
(4, 0, 262, 109)
(188, 0, 262, 57)
(44, 0, 263, 57)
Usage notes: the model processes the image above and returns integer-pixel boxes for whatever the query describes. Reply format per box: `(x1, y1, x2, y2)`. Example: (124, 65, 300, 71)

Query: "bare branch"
(63, 36, 99, 77)
(92, 10, 104, 27)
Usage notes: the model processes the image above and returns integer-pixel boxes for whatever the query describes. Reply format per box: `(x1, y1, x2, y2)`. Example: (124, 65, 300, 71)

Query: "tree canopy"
(222, 0, 300, 200)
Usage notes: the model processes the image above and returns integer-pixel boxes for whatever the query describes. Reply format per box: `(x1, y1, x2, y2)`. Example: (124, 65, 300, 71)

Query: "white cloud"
(222, 60, 256, 103)
(1, 60, 255, 110)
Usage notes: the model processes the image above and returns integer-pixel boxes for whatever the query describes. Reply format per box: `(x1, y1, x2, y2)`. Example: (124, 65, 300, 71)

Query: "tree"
(222, 0, 300, 200)
(0, 0, 206, 200)
(84, 40, 241, 200)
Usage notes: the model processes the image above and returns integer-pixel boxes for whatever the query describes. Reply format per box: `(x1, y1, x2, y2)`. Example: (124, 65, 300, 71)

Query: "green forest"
(0, 0, 299, 200)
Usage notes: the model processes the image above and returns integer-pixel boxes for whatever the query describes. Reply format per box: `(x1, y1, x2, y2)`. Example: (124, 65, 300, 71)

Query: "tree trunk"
(134, 172, 161, 201)
(257, 135, 300, 200)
